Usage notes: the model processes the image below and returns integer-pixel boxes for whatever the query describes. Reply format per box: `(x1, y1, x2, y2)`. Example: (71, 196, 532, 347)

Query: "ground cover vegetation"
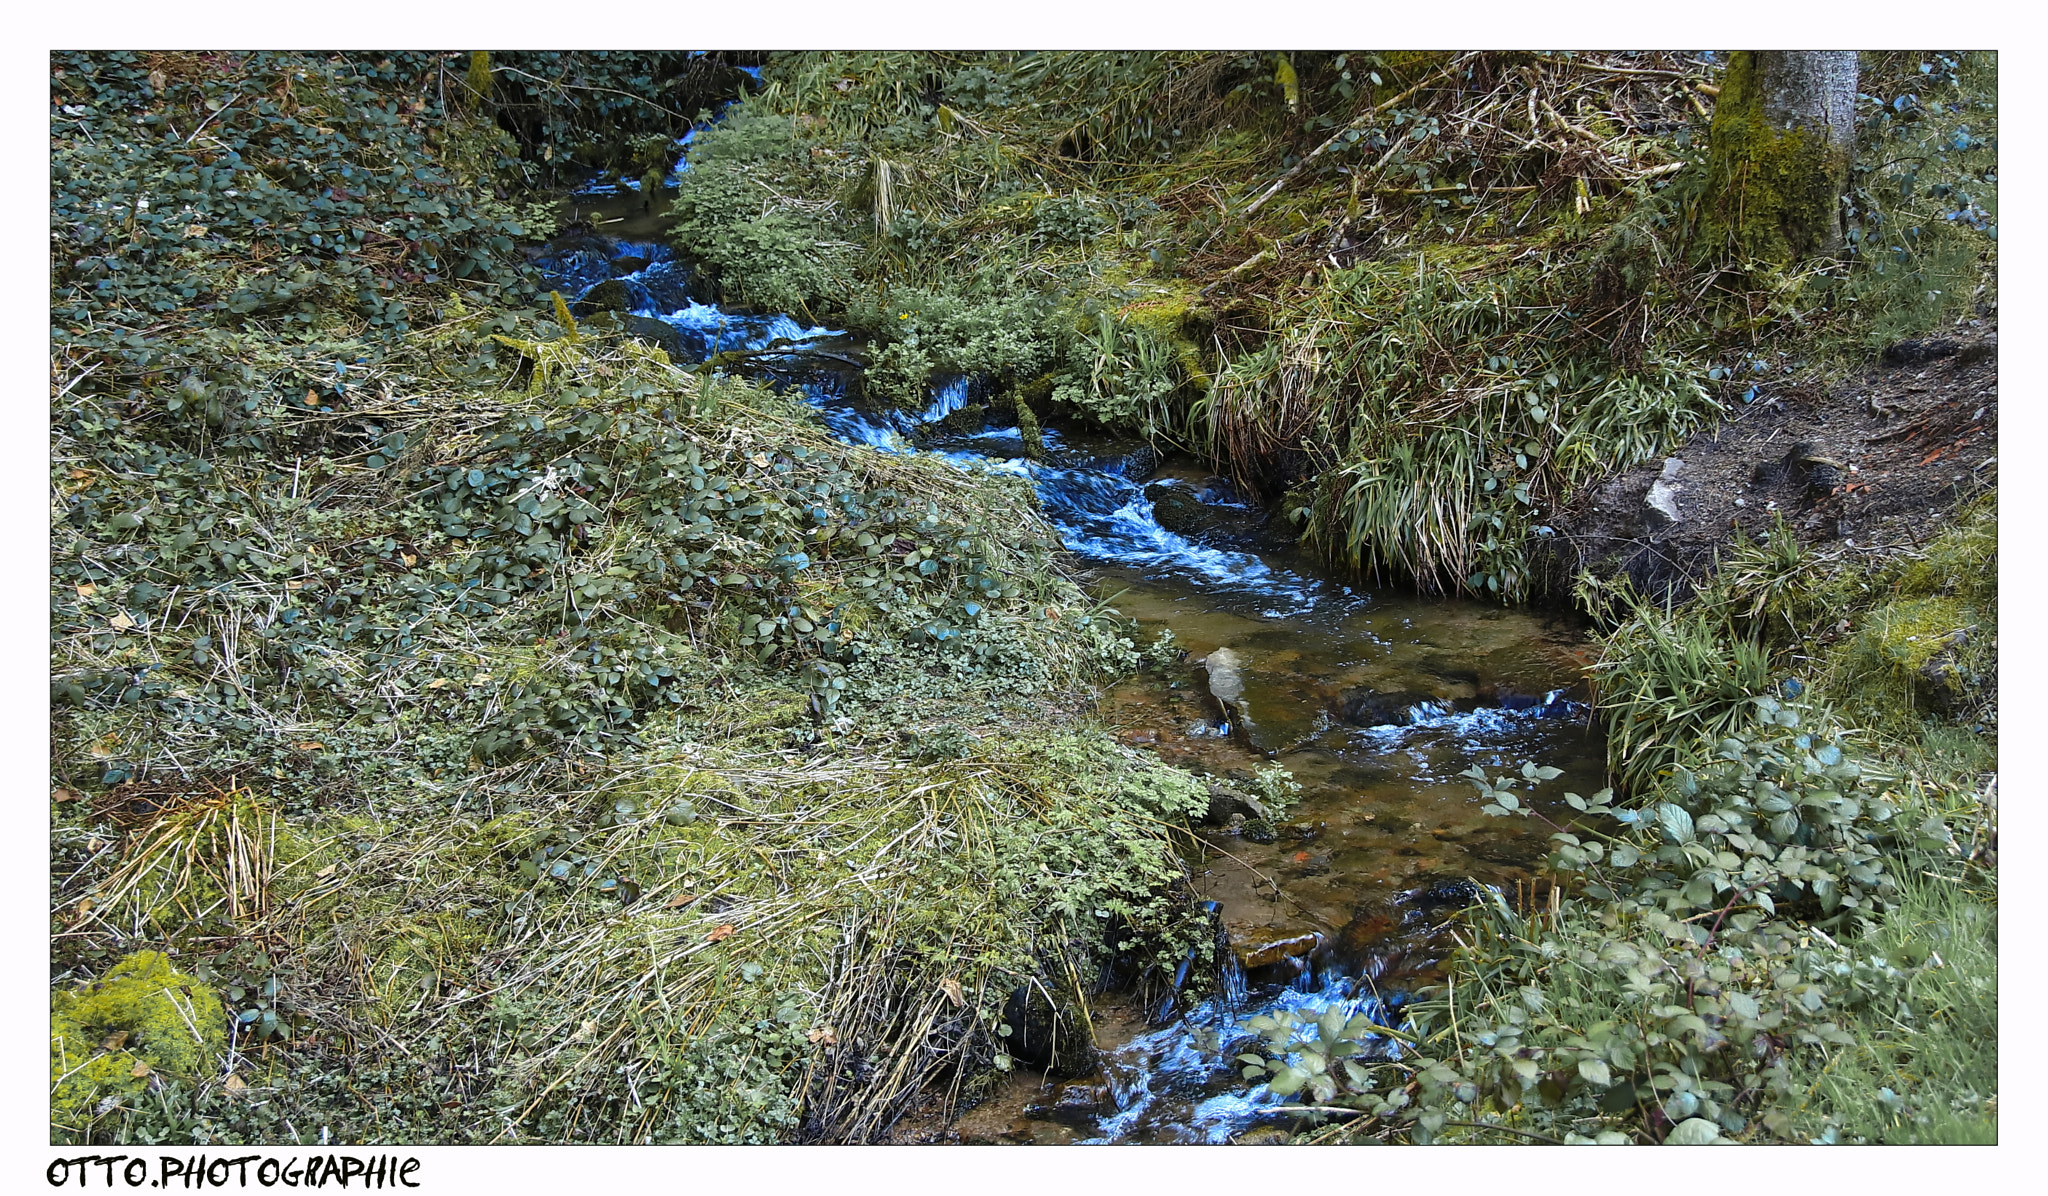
(1237, 505, 1996, 1144)
(51, 49, 1993, 1146)
(51, 50, 1215, 1145)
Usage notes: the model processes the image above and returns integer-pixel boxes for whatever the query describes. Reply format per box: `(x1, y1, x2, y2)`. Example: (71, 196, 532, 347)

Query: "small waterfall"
(919, 376, 971, 424)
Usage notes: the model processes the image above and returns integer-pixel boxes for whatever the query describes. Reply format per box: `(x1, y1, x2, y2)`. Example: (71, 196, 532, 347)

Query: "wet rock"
(1145, 481, 1294, 552)
(1329, 909, 1400, 967)
(1232, 929, 1323, 970)
(938, 402, 991, 434)
(639, 262, 716, 311)
(1202, 648, 1251, 728)
(1240, 816, 1278, 844)
(1024, 1082, 1111, 1129)
(572, 278, 633, 317)
(1643, 457, 1685, 529)
(609, 254, 650, 277)
(1103, 443, 1160, 481)
(1881, 337, 1960, 367)
(1200, 781, 1269, 826)
(1001, 985, 1095, 1077)
(1145, 483, 1206, 536)
(619, 314, 700, 363)
(1404, 877, 1484, 915)
(1337, 688, 1429, 726)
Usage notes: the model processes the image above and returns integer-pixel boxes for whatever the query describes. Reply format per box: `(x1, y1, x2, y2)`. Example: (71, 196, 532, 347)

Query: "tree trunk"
(1695, 51, 1859, 264)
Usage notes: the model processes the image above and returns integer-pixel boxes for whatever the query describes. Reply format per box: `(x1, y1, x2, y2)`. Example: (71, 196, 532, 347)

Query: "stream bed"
(536, 214, 1607, 1144)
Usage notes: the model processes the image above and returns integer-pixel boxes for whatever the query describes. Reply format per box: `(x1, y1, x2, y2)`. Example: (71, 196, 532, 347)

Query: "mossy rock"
(573, 278, 634, 317)
(1820, 499, 1996, 727)
(51, 951, 225, 1139)
(1829, 596, 1987, 725)
(1113, 286, 1213, 392)
(1897, 497, 1997, 607)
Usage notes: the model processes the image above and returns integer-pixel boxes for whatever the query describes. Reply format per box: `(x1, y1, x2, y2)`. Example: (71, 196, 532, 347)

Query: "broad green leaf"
(1319, 1009, 1346, 1044)
(1664, 1118, 1723, 1145)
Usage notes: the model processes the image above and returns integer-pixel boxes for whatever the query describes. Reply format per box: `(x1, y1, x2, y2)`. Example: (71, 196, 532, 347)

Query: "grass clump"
(1780, 872, 1996, 1143)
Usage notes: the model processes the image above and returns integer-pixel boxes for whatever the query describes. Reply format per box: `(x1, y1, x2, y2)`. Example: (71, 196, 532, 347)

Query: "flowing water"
(537, 221, 1607, 1144)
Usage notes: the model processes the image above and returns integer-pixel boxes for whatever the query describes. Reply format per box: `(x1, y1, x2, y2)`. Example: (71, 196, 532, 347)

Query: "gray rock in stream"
(1024, 1083, 1111, 1129)
(1086, 443, 1160, 481)
(1199, 781, 1270, 826)
(619, 315, 701, 363)
(1337, 687, 1432, 727)
(1202, 647, 1252, 730)
(1145, 481, 1296, 553)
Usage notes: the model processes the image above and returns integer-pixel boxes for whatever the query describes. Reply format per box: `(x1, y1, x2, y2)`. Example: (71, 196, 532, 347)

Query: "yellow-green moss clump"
(1818, 498, 1996, 733)
(51, 951, 225, 1138)
(1115, 283, 1213, 394)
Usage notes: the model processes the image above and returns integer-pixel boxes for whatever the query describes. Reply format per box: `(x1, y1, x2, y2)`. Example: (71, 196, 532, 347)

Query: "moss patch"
(1695, 51, 1853, 263)
(1817, 498, 1996, 734)
(52, 951, 225, 1140)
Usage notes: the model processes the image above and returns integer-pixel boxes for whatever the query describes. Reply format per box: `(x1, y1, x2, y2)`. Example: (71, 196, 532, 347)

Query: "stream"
(535, 211, 1608, 1145)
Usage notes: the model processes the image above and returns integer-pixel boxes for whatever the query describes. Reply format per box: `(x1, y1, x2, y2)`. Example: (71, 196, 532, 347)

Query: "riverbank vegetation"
(51, 51, 1212, 1144)
(51, 50, 1993, 1145)
(1253, 504, 1995, 1144)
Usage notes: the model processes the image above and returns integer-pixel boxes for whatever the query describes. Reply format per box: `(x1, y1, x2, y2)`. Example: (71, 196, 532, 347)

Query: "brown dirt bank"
(1540, 321, 1997, 601)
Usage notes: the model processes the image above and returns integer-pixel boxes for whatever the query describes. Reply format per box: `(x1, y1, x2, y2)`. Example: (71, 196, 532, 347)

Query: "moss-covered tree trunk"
(1695, 51, 1859, 263)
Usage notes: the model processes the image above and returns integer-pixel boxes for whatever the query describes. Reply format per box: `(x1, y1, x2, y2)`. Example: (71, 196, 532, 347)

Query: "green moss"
(1897, 496, 1997, 606)
(1114, 283, 1213, 393)
(1695, 52, 1853, 263)
(51, 951, 225, 1140)
(1814, 499, 1996, 734)
(1014, 394, 1045, 459)
(463, 52, 493, 108)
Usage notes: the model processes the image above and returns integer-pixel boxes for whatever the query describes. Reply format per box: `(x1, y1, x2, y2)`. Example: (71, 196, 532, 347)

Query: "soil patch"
(1544, 321, 1997, 599)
